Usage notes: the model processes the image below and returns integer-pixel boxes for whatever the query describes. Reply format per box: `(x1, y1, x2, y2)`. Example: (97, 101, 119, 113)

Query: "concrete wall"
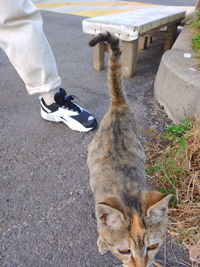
(154, 25, 200, 123)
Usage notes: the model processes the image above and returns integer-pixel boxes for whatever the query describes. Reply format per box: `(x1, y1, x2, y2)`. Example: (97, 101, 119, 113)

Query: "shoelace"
(64, 95, 81, 113)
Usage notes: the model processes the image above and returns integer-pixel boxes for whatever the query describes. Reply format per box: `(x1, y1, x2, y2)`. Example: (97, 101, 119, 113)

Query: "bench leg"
(122, 40, 138, 78)
(139, 36, 148, 50)
(164, 24, 178, 51)
(92, 41, 105, 71)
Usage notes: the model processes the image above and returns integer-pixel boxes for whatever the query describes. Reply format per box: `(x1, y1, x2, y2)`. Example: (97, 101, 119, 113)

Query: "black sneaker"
(39, 88, 97, 132)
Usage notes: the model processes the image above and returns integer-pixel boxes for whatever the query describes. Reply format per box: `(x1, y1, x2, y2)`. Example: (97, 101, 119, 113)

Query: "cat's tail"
(89, 32, 127, 107)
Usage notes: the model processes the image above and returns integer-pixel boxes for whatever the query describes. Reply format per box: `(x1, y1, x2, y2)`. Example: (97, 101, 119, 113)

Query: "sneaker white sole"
(41, 108, 93, 132)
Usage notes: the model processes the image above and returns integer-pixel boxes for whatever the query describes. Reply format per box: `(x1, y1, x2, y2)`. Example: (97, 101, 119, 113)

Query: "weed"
(145, 119, 200, 247)
(192, 34, 200, 51)
(191, 11, 200, 29)
(179, 228, 188, 237)
(164, 119, 193, 139)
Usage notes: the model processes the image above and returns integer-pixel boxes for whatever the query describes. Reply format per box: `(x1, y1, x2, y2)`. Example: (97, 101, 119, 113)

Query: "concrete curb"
(154, 25, 200, 123)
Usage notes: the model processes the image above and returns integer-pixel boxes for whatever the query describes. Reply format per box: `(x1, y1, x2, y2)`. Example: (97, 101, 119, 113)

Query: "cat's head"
(96, 190, 171, 267)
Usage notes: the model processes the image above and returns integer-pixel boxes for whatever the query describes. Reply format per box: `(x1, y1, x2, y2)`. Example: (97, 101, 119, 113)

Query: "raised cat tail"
(89, 32, 127, 107)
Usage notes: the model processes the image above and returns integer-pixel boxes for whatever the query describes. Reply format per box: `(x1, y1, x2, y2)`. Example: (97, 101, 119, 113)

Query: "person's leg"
(0, 0, 61, 101)
(0, 0, 97, 131)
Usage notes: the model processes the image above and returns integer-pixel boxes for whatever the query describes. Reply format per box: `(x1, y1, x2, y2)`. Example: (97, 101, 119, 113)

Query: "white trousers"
(0, 0, 61, 95)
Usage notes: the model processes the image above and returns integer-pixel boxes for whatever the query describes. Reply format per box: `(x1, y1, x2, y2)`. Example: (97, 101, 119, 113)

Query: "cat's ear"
(96, 198, 125, 230)
(143, 190, 171, 222)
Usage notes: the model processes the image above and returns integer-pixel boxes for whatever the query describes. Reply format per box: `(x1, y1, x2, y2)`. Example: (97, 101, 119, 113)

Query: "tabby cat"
(87, 32, 171, 267)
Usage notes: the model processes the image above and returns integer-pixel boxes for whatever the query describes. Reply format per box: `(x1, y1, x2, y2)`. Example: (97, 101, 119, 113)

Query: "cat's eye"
(118, 249, 131, 254)
(147, 243, 159, 250)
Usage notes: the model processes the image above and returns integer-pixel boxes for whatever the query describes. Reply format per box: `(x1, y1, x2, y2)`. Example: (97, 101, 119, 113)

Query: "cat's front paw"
(97, 236, 108, 255)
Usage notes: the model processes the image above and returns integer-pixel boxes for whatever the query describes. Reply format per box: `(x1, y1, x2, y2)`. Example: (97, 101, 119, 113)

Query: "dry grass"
(145, 119, 200, 248)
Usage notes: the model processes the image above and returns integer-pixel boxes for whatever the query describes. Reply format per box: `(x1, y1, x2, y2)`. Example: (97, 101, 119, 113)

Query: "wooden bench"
(82, 7, 186, 77)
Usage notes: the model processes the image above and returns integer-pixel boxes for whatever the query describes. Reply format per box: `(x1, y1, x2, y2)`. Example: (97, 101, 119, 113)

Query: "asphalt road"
(0, 10, 191, 267)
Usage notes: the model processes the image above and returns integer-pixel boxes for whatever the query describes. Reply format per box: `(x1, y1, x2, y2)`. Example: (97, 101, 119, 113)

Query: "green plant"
(192, 34, 200, 51)
(146, 165, 161, 175)
(195, 11, 200, 20)
(192, 11, 200, 28)
(164, 119, 193, 140)
(192, 20, 200, 28)
(179, 228, 188, 236)
(145, 119, 200, 247)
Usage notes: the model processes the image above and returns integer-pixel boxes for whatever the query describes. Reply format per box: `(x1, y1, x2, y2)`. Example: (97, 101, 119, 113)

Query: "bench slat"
(82, 7, 185, 41)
